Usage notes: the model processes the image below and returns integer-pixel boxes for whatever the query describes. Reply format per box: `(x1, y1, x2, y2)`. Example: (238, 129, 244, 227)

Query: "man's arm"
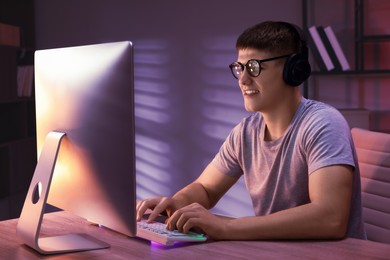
(136, 163, 239, 221)
(173, 163, 239, 209)
(140, 163, 353, 240)
(211, 164, 353, 240)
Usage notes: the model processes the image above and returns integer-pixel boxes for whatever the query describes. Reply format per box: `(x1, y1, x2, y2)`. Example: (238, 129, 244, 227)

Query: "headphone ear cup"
(283, 54, 311, 87)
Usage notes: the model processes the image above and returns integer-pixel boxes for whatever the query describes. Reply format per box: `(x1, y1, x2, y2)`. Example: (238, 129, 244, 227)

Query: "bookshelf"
(0, 0, 36, 220)
(354, 0, 390, 72)
(301, 0, 390, 97)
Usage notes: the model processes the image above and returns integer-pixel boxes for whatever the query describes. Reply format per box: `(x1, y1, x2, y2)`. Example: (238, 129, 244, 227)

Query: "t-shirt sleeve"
(212, 123, 244, 178)
(302, 107, 356, 174)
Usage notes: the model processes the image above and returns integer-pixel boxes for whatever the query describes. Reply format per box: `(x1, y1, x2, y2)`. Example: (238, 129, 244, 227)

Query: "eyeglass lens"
(230, 60, 260, 79)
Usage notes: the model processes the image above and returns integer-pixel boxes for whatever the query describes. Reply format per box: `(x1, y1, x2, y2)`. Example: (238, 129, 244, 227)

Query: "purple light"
(150, 241, 187, 248)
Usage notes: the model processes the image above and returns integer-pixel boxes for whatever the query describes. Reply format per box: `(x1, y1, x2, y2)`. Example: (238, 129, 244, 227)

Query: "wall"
(34, 0, 390, 217)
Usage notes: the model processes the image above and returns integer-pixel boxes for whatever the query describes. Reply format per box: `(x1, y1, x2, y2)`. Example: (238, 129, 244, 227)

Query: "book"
(307, 26, 335, 71)
(317, 26, 342, 71)
(17, 65, 34, 97)
(323, 26, 351, 71)
(306, 29, 326, 71)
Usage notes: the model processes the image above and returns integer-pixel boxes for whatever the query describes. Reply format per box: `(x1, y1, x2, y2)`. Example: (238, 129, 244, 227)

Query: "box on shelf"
(339, 109, 370, 130)
(0, 23, 20, 47)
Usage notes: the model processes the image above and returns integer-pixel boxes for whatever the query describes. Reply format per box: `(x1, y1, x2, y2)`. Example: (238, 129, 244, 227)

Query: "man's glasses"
(229, 54, 290, 79)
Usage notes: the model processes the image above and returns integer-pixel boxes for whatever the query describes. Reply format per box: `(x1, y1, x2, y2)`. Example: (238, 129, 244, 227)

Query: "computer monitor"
(17, 41, 136, 254)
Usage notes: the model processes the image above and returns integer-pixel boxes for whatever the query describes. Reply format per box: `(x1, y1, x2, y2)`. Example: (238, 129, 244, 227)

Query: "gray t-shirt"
(212, 98, 366, 239)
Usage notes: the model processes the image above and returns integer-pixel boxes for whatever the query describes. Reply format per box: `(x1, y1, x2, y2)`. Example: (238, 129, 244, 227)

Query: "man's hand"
(166, 202, 232, 239)
(136, 196, 178, 222)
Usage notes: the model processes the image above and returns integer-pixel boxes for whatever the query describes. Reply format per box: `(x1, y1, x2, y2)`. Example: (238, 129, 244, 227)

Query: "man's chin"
(244, 105, 260, 113)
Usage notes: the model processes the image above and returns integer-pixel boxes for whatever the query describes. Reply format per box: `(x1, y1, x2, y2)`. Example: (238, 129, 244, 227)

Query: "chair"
(351, 128, 390, 244)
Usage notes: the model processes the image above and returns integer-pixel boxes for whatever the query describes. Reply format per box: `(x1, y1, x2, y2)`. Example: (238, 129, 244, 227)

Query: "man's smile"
(243, 89, 260, 95)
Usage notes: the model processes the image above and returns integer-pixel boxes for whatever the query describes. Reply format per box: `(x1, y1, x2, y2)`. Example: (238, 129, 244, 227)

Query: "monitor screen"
(31, 41, 136, 238)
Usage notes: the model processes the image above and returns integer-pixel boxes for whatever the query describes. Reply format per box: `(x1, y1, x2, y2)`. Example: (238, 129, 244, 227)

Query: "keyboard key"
(137, 220, 206, 246)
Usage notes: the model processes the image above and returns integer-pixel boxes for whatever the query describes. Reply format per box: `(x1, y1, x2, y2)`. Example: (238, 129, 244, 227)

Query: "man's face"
(236, 48, 288, 113)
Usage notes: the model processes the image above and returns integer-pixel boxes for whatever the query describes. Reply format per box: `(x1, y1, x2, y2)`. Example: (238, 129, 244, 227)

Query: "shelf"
(0, 136, 36, 148)
(301, 0, 390, 98)
(311, 69, 390, 76)
(362, 35, 390, 41)
(0, 0, 36, 221)
(0, 101, 36, 143)
(0, 97, 34, 104)
(0, 45, 17, 100)
(0, 147, 10, 198)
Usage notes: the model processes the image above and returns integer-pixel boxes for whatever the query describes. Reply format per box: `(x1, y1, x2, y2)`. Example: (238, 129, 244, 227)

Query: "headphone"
(278, 21, 311, 87)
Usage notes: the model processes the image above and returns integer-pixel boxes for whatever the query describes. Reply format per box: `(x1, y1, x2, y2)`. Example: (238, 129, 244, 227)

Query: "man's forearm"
(172, 181, 215, 210)
(221, 202, 348, 240)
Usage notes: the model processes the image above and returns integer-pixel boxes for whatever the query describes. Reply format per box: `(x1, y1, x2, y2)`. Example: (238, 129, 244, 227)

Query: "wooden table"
(1, 211, 389, 259)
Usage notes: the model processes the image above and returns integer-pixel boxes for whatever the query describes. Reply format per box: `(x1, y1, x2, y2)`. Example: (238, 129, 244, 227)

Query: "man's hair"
(236, 21, 301, 55)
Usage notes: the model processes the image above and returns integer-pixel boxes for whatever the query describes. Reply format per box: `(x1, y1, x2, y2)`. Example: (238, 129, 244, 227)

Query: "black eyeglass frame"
(229, 54, 291, 79)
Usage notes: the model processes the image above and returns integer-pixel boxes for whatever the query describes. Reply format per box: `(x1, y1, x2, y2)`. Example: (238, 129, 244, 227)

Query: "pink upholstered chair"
(351, 128, 390, 244)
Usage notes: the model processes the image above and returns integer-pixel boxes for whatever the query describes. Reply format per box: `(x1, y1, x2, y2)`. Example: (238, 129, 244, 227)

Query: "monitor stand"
(16, 131, 110, 255)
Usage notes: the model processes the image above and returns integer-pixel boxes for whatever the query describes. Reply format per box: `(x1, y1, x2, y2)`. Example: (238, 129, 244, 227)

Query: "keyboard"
(137, 220, 207, 246)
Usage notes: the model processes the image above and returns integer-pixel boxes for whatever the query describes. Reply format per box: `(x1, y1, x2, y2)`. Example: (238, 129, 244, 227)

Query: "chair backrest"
(351, 128, 390, 244)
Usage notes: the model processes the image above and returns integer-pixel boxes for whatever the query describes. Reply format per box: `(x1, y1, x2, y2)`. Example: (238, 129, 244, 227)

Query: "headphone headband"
(277, 21, 311, 86)
(277, 21, 308, 58)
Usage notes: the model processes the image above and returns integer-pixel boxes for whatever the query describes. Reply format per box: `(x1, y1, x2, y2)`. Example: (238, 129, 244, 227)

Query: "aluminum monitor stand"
(16, 131, 110, 255)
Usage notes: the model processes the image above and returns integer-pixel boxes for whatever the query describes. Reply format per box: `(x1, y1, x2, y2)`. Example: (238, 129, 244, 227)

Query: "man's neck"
(262, 94, 302, 141)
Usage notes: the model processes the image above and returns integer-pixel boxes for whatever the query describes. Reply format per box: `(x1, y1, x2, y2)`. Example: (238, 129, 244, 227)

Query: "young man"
(136, 21, 366, 240)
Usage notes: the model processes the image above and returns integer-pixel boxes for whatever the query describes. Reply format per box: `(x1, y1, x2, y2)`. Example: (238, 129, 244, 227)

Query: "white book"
(17, 65, 34, 97)
(324, 26, 351, 71)
(308, 26, 334, 71)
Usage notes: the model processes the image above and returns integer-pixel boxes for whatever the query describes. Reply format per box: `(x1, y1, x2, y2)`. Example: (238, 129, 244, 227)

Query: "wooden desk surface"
(1, 211, 389, 260)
